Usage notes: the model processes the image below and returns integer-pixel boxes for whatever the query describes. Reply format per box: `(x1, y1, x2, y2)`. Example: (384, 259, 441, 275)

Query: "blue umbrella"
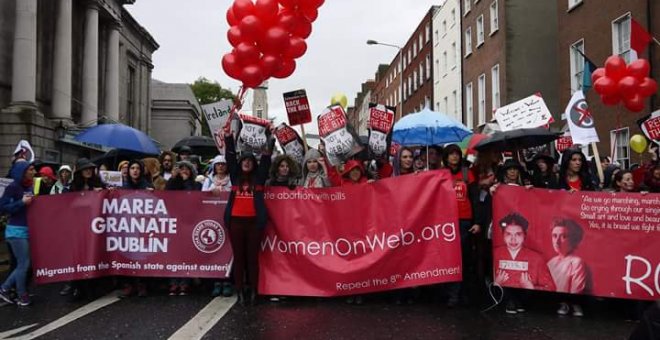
(392, 107, 472, 146)
(74, 123, 160, 155)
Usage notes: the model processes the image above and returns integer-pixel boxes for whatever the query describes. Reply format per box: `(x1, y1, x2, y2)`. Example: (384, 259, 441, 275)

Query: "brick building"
(461, 0, 559, 131)
(557, 0, 660, 167)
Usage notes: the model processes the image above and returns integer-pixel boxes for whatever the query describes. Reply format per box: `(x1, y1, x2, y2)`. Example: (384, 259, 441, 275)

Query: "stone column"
(51, 0, 73, 121)
(9, 0, 38, 109)
(81, 1, 99, 125)
(104, 22, 120, 122)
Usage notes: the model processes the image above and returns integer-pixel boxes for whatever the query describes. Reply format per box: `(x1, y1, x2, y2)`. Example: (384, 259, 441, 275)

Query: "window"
(435, 59, 440, 80)
(443, 51, 448, 73)
(613, 13, 632, 62)
(464, 0, 471, 15)
(426, 54, 431, 80)
(465, 27, 473, 56)
(570, 39, 585, 93)
(126, 65, 136, 125)
(413, 41, 417, 58)
(403, 82, 407, 100)
(435, 29, 440, 43)
(611, 127, 630, 168)
(419, 34, 424, 51)
(477, 15, 485, 46)
(436, 101, 441, 111)
(413, 70, 418, 91)
(403, 54, 407, 67)
(452, 90, 458, 118)
(478, 73, 486, 124)
(465, 82, 474, 128)
(490, 1, 499, 34)
(452, 42, 457, 67)
(451, 9, 456, 26)
(491, 64, 500, 109)
(442, 21, 447, 35)
(568, 0, 583, 10)
(408, 75, 413, 95)
(408, 49, 412, 65)
(419, 63, 424, 86)
(444, 97, 449, 113)
(425, 24, 431, 43)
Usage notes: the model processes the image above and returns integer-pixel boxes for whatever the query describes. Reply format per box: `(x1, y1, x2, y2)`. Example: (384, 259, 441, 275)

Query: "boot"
(248, 287, 257, 306)
(237, 288, 247, 306)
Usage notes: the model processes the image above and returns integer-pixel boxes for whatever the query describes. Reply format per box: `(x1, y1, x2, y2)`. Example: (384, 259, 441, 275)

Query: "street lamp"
(367, 39, 404, 120)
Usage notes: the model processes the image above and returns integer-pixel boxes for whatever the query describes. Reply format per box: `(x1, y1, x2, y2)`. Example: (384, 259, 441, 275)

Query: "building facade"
(462, 0, 559, 131)
(353, 80, 376, 136)
(0, 0, 158, 173)
(433, 0, 463, 123)
(150, 80, 201, 151)
(557, 0, 660, 167)
(402, 6, 438, 116)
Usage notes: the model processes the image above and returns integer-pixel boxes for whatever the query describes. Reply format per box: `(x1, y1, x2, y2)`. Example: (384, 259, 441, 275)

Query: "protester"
(117, 160, 129, 186)
(469, 166, 497, 296)
(327, 159, 369, 186)
(547, 219, 587, 317)
(0, 162, 36, 306)
(177, 146, 192, 162)
(499, 159, 525, 186)
(298, 149, 330, 188)
(224, 131, 273, 305)
(266, 155, 300, 188)
(34, 166, 56, 196)
(159, 151, 176, 181)
(50, 165, 72, 195)
(612, 170, 636, 193)
(413, 153, 426, 172)
(643, 164, 660, 193)
(393, 147, 415, 176)
(202, 155, 232, 193)
(142, 158, 167, 190)
(602, 164, 621, 191)
(428, 146, 442, 170)
(71, 158, 106, 192)
(557, 149, 595, 191)
(530, 155, 558, 189)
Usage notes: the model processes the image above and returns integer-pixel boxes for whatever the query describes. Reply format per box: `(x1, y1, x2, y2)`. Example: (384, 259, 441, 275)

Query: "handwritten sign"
(283, 90, 312, 126)
(99, 171, 123, 187)
(494, 94, 553, 131)
(641, 111, 660, 145)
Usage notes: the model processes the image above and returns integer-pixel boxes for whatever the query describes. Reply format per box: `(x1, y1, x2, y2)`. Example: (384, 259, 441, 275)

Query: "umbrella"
(91, 149, 157, 169)
(474, 128, 560, 152)
(457, 133, 488, 155)
(392, 108, 472, 146)
(172, 136, 217, 151)
(74, 123, 160, 155)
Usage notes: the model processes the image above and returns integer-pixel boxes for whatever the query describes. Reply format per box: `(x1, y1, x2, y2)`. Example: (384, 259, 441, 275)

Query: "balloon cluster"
(592, 56, 658, 112)
(222, 0, 324, 88)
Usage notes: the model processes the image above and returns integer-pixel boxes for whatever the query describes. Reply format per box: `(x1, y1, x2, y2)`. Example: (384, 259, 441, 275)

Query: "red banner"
(28, 191, 233, 284)
(283, 89, 312, 126)
(493, 185, 660, 300)
(259, 171, 462, 297)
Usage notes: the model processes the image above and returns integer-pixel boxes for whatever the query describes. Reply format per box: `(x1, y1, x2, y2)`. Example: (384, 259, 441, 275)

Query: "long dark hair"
(612, 169, 633, 191)
(71, 170, 104, 191)
(558, 149, 594, 191)
(237, 153, 258, 189)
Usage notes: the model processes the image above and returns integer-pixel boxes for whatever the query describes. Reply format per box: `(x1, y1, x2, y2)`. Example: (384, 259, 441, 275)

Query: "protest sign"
(99, 170, 123, 187)
(260, 171, 462, 296)
(555, 134, 574, 153)
(494, 93, 553, 131)
(493, 185, 660, 301)
(0, 178, 13, 198)
(368, 104, 395, 158)
(565, 90, 599, 144)
(238, 114, 271, 153)
(274, 123, 305, 165)
(318, 105, 363, 166)
(28, 191, 232, 284)
(283, 89, 312, 126)
(202, 99, 241, 154)
(641, 110, 660, 145)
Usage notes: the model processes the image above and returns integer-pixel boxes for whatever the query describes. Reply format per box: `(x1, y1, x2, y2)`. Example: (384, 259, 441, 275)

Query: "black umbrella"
(474, 128, 561, 152)
(172, 136, 216, 151)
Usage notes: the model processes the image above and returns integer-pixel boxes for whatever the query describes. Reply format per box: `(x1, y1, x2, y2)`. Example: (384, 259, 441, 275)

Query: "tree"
(190, 77, 236, 136)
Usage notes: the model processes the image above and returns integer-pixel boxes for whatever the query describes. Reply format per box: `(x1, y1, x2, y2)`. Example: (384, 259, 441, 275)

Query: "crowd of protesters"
(0, 131, 658, 327)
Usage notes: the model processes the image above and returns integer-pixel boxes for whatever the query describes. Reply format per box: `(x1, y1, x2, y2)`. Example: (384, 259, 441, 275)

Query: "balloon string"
(609, 104, 622, 162)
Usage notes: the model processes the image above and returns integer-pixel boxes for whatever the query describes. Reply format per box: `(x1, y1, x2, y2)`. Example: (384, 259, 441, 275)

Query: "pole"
(300, 124, 309, 152)
(591, 142, 605, 187)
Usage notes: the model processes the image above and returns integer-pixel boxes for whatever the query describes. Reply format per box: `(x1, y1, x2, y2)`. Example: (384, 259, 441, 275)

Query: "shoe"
(345, 297, 355, 304)
(557, 302, 570, 316)
(59, 284, 73, 296)
(119, 284, 135, 299)
(269, 296, 280, 302)
(0, 288, 15, 305)
(237, 290, 247, 306)
(505, 301, 517, 314)
(355, 296, 364, 305)
(516, 303, 526, 313)
(248, 288, 257, 306)
(211, 283, 222, 297)
(137, 284, 147, 298)
(168, 284, 179, 296)
(16, 294, 31, 307)
(222, 283, 234, 297)
(572, 304, 584, 317)
(179, 285, 190, 296)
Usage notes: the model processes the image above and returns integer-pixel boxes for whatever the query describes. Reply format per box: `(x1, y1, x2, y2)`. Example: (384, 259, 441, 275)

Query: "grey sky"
(127, 0, 441, 134)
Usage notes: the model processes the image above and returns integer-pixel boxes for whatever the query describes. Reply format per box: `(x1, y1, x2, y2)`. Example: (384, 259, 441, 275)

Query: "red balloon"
(259, 54, 281, 78)
(277, 9, 298, 31)
(301, 0, 324, 9)
(240, 65, 265, 88)
(604, 55, 627, 81)
(239, 15, 265, 43)
(591, 68, 605, 84)
(594, 76, 617, 96)
(227, 26, 243, 47)
(222, 53, 242, 80)
(226, 7, 239, 26)
(301, 7, 318, 22)
(272, 58, 296, 79)
(232, 0, 256, 20)
(617, 76, 640, 99)
(600, 93, 621, 106)
(258, 26, 291, 54)
(624, 93, 645, 112)
(627, 59, 651, 80)
(291, 17, 312, 38)
(284, 36, 307, 59)
(639, 77, 658, 97)
(278, 0, 300, 9)
(234, 42, 260, 64)
(255, 0, 279, 25)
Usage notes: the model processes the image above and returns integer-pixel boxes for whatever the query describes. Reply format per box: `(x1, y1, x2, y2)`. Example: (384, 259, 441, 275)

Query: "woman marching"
(224, 129, 273, 305)
(266, 154, 300, 189)
(298, 149, 330, 188)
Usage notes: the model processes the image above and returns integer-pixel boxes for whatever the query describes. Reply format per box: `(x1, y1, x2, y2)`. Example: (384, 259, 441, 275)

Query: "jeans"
(2, 238, 30, 296)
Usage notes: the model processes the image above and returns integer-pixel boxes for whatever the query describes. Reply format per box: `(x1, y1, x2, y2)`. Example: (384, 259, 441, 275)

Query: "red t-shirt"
(231, 184, 256, 217)
(452, 169, 474, 220)
(568, 177, 582, 191)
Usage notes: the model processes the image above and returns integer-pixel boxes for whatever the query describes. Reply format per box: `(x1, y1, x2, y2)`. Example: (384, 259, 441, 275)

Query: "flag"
(630, 18, 652, 60)
(582, 57, 597, 93)
(565, 90, 599, 145)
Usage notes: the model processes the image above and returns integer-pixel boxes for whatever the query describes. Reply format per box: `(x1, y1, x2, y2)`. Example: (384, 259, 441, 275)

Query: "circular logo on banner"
(192, 220, 226, 254)
(569, 99, 594, 129)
